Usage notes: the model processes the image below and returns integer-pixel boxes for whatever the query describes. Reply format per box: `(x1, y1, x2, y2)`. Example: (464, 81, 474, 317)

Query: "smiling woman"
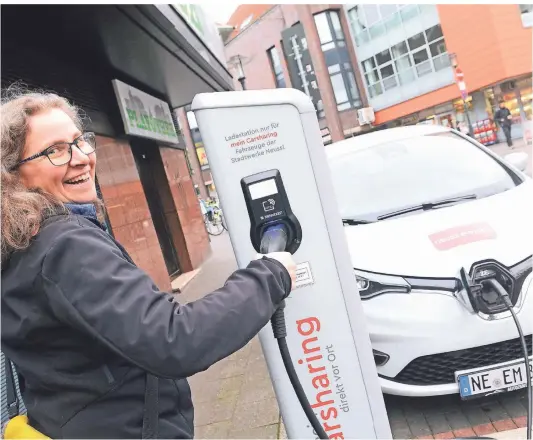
(1, 86, 296, 439)
(0, 86, 101, 262)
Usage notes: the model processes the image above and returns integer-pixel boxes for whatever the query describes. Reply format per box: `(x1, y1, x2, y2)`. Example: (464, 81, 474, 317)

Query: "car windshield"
(328, 132, 519, 221)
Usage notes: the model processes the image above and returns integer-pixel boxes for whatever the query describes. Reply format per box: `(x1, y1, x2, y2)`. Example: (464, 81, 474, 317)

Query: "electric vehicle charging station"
(192, 89, 392, 439)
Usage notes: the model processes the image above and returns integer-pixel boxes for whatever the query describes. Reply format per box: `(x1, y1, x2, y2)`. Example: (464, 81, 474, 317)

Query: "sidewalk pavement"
(488, 138, 532, 176)
(178, 233, 284, 439)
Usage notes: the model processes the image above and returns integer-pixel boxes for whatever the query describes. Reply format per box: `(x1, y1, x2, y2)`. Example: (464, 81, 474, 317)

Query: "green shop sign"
(126, 108, 177, 138)
(112, 79, 179, 145)
(174, 4, 204, 37)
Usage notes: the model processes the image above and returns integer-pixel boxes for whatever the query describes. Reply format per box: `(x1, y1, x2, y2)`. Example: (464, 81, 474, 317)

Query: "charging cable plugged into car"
(461, 268, 532, 440)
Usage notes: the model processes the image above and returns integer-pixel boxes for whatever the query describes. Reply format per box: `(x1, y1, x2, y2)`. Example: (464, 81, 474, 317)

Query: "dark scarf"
(65, 203, 108, 233)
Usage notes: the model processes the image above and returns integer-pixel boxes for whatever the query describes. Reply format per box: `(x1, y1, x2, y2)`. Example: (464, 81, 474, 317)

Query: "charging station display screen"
(249, 179, 278, 200)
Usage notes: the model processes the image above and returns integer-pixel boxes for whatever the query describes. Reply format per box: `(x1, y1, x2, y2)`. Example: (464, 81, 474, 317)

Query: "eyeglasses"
(13, 132, 96, 169)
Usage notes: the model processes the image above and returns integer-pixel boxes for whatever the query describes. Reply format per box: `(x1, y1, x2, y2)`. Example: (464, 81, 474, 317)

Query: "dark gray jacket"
(1, 214, 291, 438)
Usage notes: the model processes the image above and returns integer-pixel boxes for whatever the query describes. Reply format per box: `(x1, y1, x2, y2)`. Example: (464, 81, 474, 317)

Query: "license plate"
(456, 356, 533, 400)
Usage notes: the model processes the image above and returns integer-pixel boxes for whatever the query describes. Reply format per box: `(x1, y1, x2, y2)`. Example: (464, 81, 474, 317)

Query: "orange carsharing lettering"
(297, 317, 344, 440)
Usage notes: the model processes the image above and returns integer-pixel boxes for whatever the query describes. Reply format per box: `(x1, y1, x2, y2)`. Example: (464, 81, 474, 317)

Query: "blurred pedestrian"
(494, 101, 514, 147)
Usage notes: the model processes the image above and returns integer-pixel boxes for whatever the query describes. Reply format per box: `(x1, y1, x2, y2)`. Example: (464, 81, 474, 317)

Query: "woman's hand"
(257, 252, 296, 289)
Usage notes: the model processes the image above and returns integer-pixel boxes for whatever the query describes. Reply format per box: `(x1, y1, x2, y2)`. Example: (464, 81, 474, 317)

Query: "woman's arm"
(40, 223, 291, 379)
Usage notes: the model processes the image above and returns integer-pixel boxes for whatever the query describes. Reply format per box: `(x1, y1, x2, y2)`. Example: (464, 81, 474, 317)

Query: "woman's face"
(19, 108, 97, 204)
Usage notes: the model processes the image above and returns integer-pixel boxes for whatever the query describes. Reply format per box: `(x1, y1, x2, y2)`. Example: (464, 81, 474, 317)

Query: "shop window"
(519, 4, 533, 28)
(267, 46, 286, 88)
(314, 10, 362, 111)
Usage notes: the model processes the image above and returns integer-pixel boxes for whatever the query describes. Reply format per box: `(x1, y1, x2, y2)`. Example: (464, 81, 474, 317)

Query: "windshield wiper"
(377, 194, 478, 221)
(342, 218, 375, 225)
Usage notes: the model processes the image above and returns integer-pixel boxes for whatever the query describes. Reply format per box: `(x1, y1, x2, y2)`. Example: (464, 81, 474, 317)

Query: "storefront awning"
(1, 5, 234, 109)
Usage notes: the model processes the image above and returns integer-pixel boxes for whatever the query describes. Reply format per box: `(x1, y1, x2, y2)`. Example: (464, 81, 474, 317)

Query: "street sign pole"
(454, 67, 474, 137)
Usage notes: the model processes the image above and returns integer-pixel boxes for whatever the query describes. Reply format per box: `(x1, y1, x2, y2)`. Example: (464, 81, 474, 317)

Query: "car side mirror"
(503, 152, 528, 172)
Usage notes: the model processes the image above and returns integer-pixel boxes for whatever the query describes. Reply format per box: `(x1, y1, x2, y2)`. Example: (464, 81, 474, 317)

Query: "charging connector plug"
(483, 278, 532, 440)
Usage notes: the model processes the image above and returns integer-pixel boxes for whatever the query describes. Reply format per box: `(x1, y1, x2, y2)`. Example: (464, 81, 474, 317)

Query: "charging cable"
(260, 224, 329, 440)
(483, 278, 532, 440)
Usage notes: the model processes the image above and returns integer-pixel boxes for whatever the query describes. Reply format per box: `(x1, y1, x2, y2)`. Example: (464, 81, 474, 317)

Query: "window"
(360, 24, 450, 97)
(328, 132, 518, 221)
(267, 46, 286, 88)
(375, 49, 391, 65)
(348, 4, 422, 47)
(314, 10, 362, 111)
(407, 32, 425, 51)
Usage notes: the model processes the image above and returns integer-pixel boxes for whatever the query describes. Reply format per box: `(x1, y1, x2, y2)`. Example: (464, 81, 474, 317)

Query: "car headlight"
(354, 269, 411, 299)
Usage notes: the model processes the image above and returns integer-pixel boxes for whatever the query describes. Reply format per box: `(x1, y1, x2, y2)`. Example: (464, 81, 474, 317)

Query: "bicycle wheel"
(221, 213, 228, 231)
(205, 215, 224, 236)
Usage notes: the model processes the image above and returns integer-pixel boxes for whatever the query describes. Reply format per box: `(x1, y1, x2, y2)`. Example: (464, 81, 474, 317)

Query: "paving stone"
(228, 423, 279, 439)
(232, 398, 280, 430)
(194, 396, 238, 427)
(434, 431, 454, 439)
(194, 420, 231, 439)
(425, 413, 452, 435)
(499, 395, 528, 418)
(453, 427, 476, 438)
(472, 423, 496, 436)
(217, 375, 244, 400)
(218, 357, 250, 379)
(390, 418, 413, 439)
(444, 411, 471, 431)
(479, 400, 511, 422)
(201, 359, 230, 382)
(190, 378, 222, 404)
(492, 419, 518, 432)
(245, 356, 271, 380)
(512, 416, 527, 428)
(240, 375, 276, 403)
(226, 341, 252, 364)
(406, 414, 432, 439)
(387, 405, 405, 423)
(462, 406, 492, 427)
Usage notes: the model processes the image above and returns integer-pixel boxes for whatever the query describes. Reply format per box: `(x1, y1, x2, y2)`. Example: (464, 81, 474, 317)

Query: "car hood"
(344, 181, 533, 277)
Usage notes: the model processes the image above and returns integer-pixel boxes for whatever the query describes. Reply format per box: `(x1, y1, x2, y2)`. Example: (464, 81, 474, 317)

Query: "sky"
(210, 3, 240, 24)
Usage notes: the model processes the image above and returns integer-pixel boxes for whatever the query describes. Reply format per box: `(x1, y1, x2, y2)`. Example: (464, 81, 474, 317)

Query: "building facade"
(224, 4, 371, 144)
(345, 4, 532, 144)
(2, 5, 234, 290)
(218, 4, 531, 146)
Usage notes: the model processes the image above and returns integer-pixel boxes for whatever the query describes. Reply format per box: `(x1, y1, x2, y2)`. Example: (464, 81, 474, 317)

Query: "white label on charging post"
(294, 262, 314, 288)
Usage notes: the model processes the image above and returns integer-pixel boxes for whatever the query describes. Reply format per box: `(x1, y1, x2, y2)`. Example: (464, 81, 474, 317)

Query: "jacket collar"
(65, 203, 108, 232)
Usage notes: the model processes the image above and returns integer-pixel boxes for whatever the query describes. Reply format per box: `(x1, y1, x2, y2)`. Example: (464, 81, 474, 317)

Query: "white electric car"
(327, 125, 532, 397)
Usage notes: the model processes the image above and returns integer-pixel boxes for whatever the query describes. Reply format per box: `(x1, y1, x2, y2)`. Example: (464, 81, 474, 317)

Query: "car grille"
(390, 335, 533, 386)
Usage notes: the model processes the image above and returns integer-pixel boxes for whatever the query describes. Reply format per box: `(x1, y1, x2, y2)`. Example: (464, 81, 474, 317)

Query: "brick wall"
(438, 4, 532, 92)
(95, 135, 170, 291)
(225, 4, 366, 142)
(225, 6, 291, 91)
(159, 148, 211, 270)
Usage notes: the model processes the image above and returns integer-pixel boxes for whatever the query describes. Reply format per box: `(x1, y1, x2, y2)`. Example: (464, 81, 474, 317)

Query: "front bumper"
(363, 273, 533, 396)
(380, 377, 459, 397)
